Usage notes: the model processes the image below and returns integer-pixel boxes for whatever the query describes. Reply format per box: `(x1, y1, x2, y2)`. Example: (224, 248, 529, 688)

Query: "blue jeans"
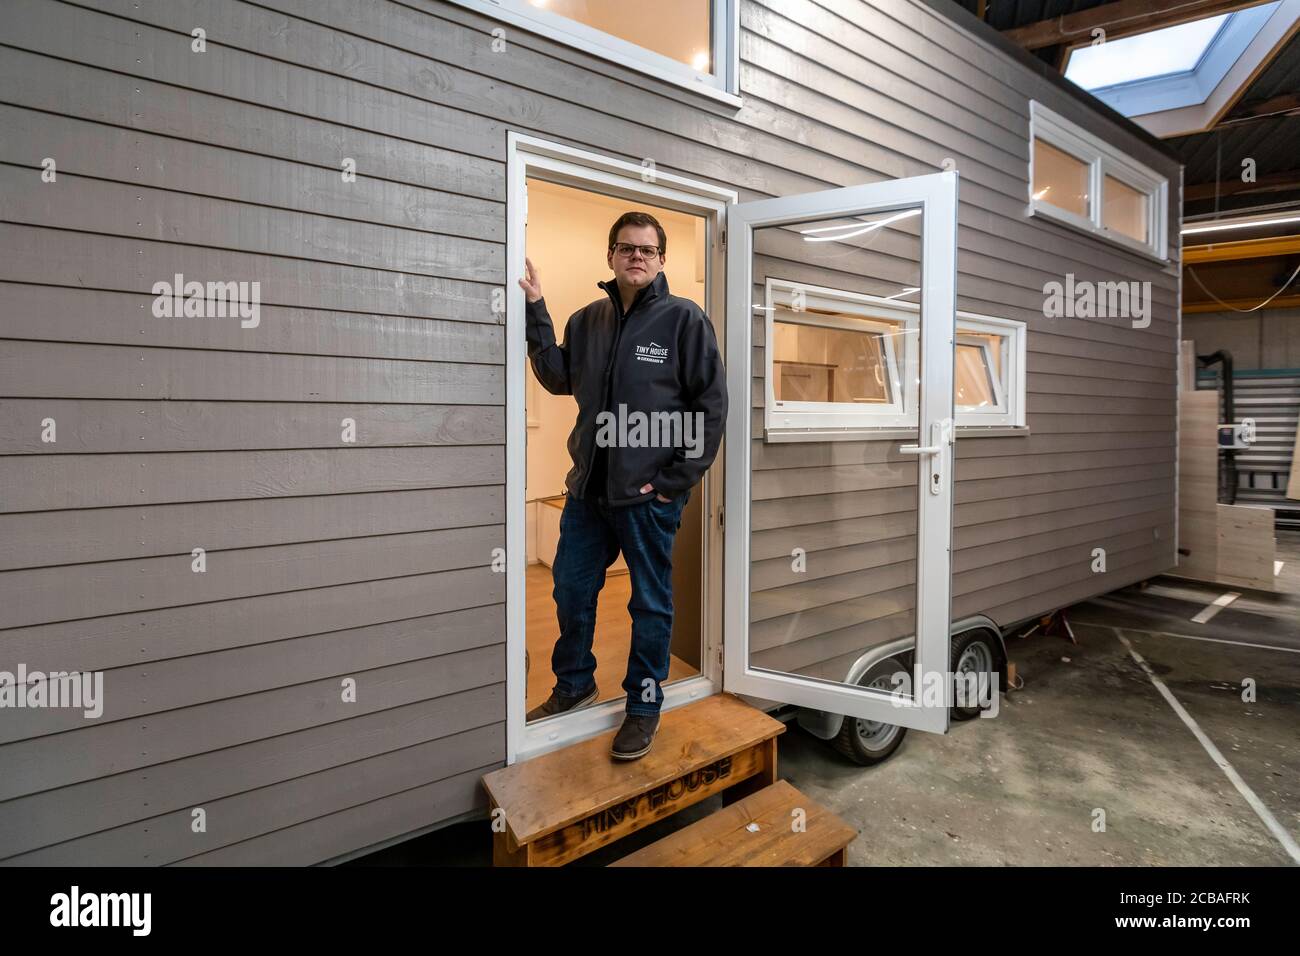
(549, 488, 690, 717)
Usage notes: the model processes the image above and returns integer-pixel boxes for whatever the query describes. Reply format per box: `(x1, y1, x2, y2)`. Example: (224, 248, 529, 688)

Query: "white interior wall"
(522, 178, 706, 559)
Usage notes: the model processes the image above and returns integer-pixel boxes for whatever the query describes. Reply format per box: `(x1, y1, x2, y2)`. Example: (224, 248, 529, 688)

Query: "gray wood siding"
(0, 0, 512, 865)
(736, 0, 1180, 680)
(0, 0, 1177, 863)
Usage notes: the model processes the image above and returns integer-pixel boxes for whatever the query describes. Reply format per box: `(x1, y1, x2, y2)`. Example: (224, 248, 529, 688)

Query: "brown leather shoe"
(611, 713, 660, 760)
(526, 685, 599, 721)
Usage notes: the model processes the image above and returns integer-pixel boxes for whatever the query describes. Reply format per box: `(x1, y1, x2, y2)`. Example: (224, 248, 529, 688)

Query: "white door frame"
(504, 133, 737, 764)
(722, 172, 959, 734)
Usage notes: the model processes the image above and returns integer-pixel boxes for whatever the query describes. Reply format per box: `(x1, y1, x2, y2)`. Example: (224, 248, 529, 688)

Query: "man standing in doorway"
(520, 211, 728, 760)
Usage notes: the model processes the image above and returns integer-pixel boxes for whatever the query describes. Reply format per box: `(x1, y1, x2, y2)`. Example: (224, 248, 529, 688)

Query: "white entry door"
(723, 172, 959, 734)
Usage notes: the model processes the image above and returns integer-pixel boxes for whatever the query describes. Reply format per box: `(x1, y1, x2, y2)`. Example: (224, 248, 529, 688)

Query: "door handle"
(900, 420, 952, 495)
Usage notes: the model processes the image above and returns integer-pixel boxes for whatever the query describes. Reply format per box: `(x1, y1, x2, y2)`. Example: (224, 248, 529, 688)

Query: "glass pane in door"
(749, 204, 928, 702)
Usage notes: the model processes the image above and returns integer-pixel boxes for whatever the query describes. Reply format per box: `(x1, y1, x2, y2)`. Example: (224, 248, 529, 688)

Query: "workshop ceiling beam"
(1184, 169, 1300, 202)
(1185, 234, 1300, 263)
(1218, 92, 1300, 127)
(1004, 0, 1267, 51)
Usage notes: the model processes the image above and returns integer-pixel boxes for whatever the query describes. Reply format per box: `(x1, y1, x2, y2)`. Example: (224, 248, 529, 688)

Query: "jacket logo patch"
(635, 341, 669, 364)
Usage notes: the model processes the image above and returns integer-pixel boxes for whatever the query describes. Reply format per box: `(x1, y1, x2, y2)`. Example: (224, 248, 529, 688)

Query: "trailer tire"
(831, 657, 908, 766)
(951, 629, 996, 721)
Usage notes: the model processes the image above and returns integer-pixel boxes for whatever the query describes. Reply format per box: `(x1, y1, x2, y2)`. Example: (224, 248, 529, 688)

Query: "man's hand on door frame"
(518, 257, 542, 304)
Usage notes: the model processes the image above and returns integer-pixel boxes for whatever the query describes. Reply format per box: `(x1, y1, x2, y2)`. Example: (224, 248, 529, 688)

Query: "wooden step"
(481, 693, 784, 867)
(610, 780, 857, 867)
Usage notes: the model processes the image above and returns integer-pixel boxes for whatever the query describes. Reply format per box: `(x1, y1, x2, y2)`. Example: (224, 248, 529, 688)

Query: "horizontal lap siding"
(0, 0, 1178, 863)
(0, 686, 500, 861)
(737, 0, 1180, 674)
(0, 0, 517, 865)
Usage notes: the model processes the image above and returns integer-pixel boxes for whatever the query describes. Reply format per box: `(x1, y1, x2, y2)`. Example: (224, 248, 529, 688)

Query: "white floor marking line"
(1191, 591, 1240, 624)
(1113, 628, 1300, 864)
(1146, 629, 1300, 655)
(1275, 560, 1284, 576)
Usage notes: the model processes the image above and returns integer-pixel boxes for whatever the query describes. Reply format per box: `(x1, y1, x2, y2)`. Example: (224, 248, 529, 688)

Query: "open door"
(723, 172, 958, 734)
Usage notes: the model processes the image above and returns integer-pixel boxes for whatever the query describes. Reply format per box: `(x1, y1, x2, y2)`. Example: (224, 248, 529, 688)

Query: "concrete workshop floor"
(785, 587, 1299, 866)
(353, 533, 1300, 866)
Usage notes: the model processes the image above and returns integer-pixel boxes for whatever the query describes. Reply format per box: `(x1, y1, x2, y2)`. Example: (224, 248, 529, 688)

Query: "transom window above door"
(449, 0, 739, 103)
(764, 279, 1026, 439)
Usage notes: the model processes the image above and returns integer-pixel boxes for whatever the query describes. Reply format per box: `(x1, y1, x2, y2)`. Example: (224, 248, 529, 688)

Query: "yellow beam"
(1183, 235, 1300, 264)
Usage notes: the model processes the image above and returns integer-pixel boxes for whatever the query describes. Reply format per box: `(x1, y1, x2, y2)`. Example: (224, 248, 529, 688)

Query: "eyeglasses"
(611, 243, 662, 260)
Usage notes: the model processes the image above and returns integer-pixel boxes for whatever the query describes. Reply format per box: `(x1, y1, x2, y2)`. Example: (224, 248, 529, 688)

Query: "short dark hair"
(608, 212, 667, 257)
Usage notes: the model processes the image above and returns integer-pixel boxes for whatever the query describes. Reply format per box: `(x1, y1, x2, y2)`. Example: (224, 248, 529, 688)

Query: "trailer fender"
(794, 615, 1007, 741)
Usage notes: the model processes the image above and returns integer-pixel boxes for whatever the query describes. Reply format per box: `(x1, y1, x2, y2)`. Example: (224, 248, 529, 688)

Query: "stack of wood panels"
(1176, 344, 1277, 591)
(1178, 390, 1221, 582)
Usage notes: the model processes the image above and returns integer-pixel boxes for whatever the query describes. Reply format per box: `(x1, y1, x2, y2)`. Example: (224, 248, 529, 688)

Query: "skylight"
(1064, 15, 1229, 91)
(1060, 2, 1285, 124)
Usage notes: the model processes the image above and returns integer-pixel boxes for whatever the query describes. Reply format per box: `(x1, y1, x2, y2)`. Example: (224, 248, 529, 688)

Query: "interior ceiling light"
(691, 50, 710, 72)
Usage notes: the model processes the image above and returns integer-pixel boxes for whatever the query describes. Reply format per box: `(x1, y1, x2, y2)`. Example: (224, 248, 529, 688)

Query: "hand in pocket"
(640, 481, 671, 503)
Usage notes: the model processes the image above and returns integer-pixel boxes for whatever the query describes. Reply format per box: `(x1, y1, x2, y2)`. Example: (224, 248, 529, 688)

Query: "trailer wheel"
(951, 629, 996, 721)
(831, 658, 908, 766)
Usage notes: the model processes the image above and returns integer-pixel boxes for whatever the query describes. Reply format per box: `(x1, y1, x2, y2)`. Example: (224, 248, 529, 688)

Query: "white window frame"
(763, 280, 1026, 439)
(448, 0, 740, 106)
(955, 336, 1003, 413)
(765, 279, 915, 430)
(952, 312, 1026, 430)
(1028, 101, 1168, 261)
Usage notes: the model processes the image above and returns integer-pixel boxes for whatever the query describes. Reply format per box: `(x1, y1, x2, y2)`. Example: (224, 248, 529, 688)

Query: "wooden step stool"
(481, 693, 784, 867)
(610, 780, 857, 866)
